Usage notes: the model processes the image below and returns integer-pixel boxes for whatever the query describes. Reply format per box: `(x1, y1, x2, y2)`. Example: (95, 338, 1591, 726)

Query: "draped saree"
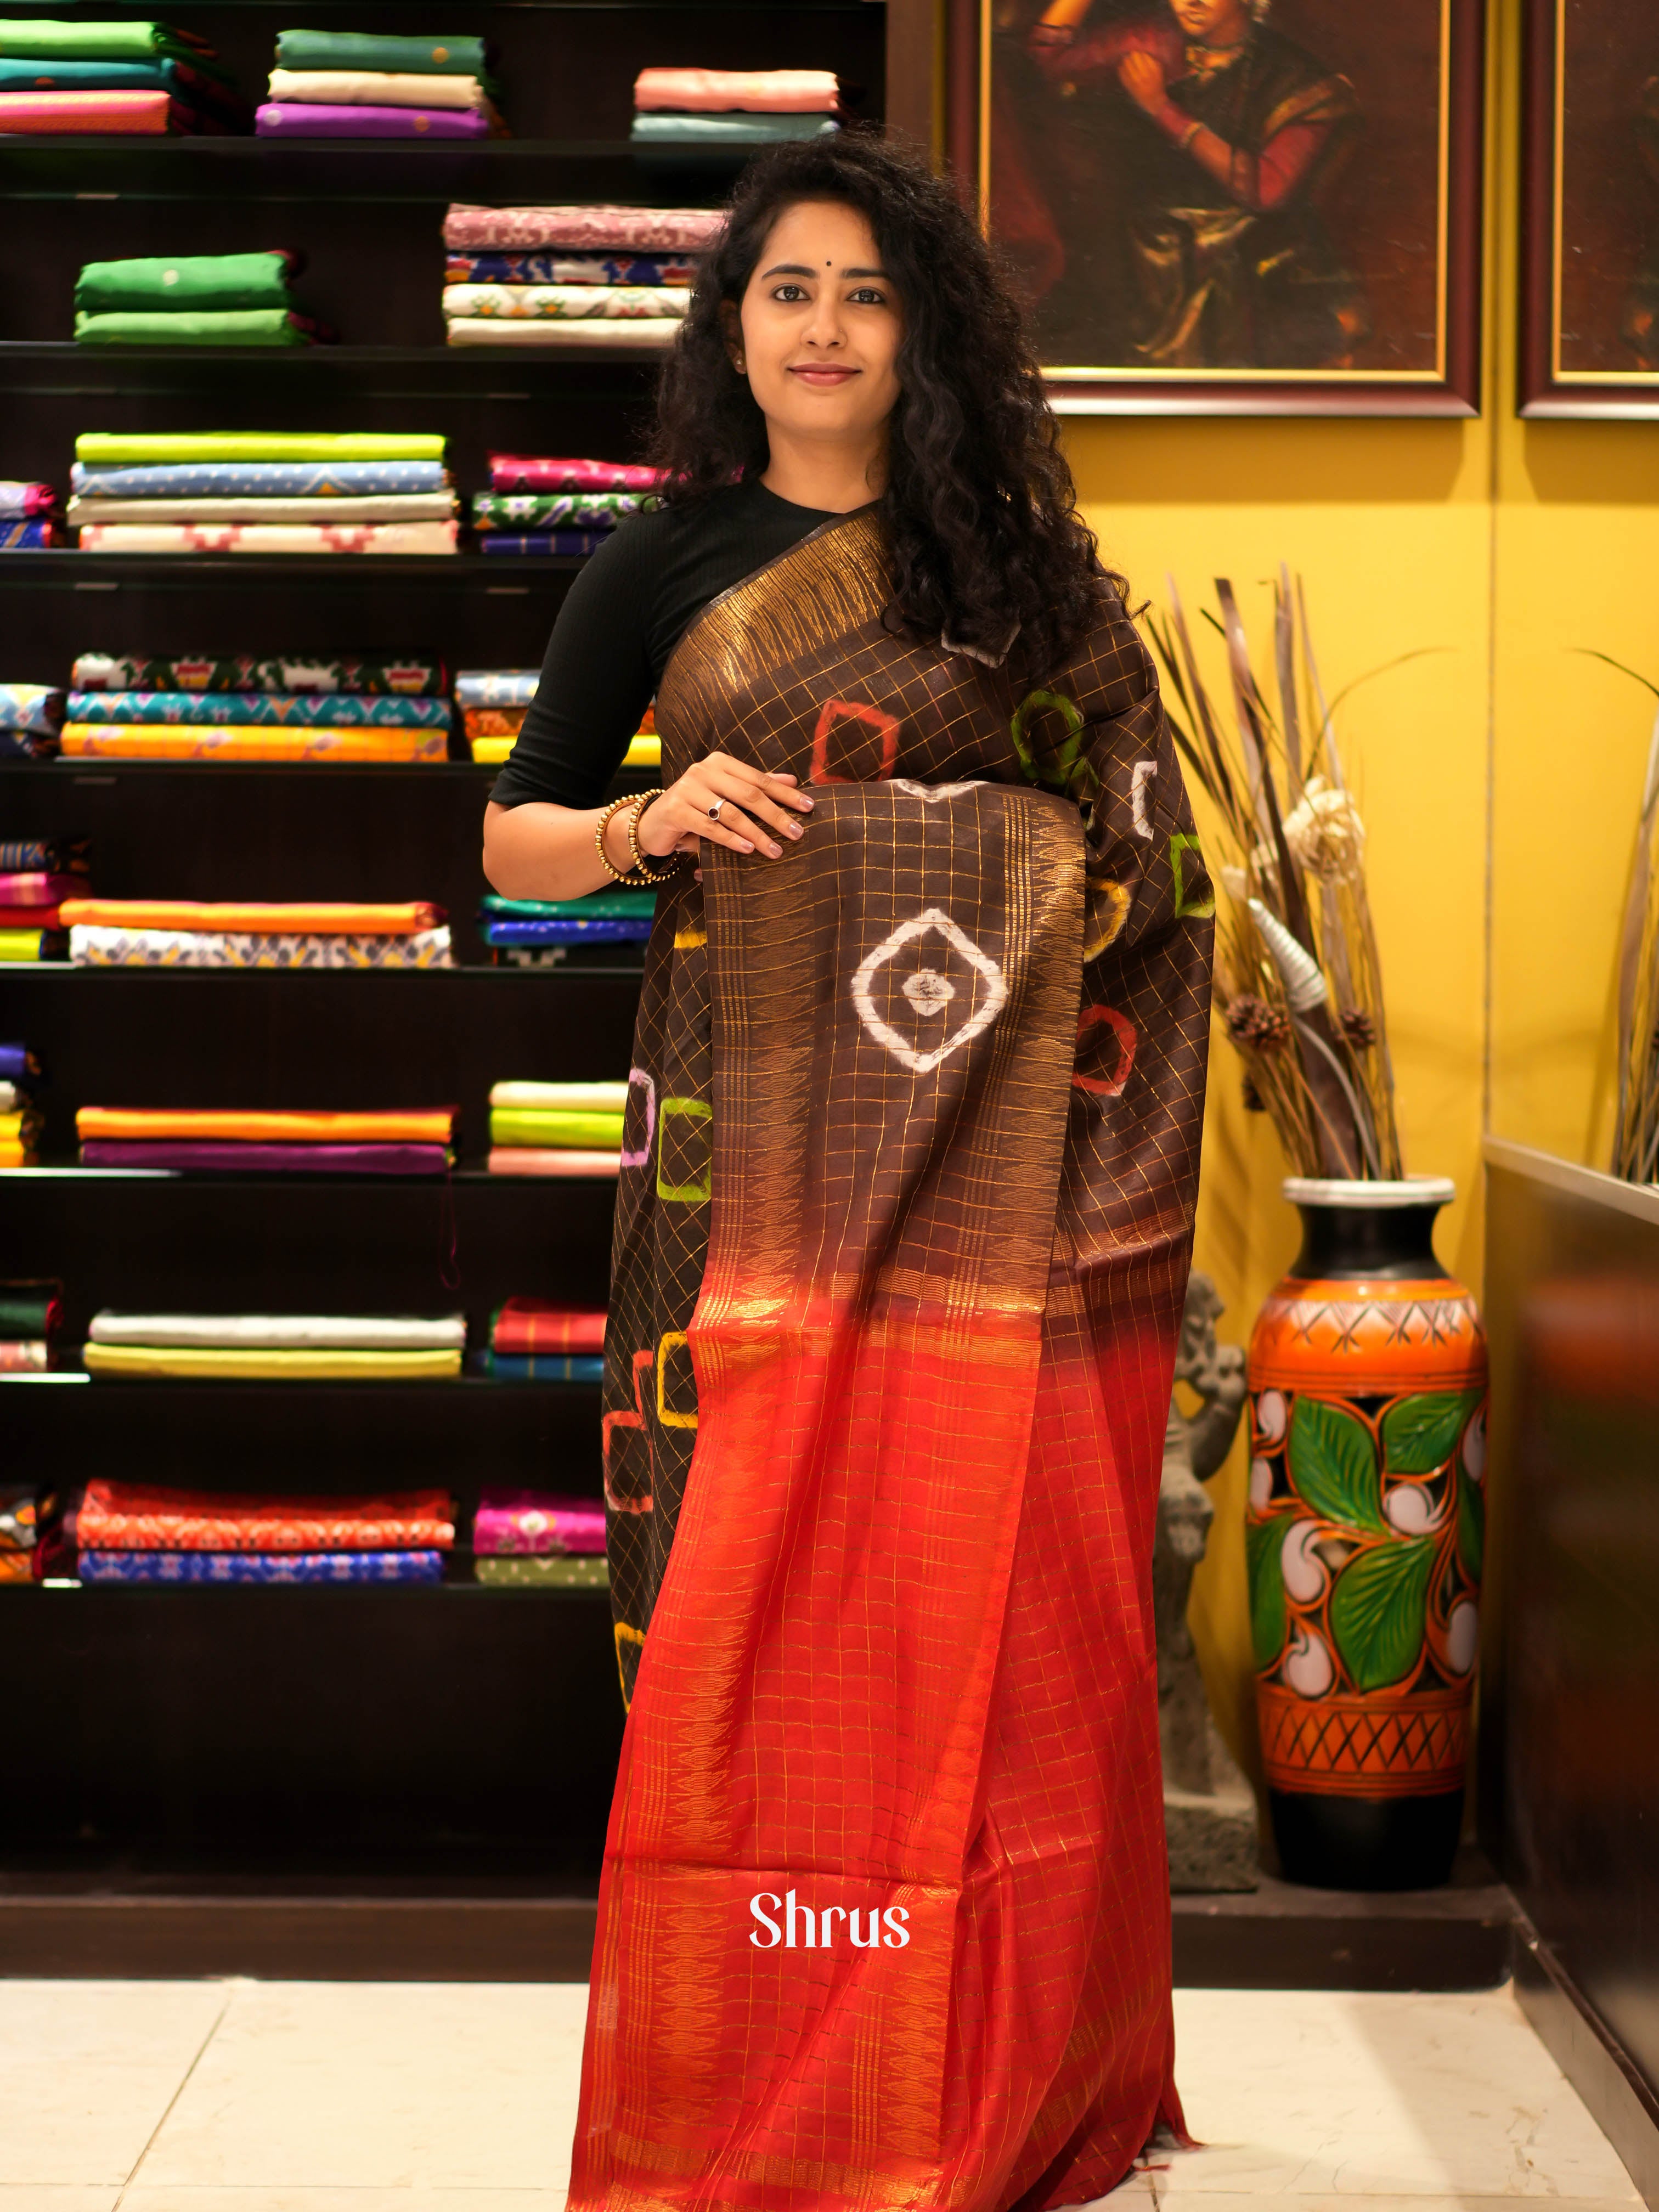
(573, 508, 1214, 2212)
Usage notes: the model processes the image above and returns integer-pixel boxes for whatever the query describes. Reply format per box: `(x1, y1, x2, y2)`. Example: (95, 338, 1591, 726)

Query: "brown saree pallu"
(572, 511, 1214, 2212)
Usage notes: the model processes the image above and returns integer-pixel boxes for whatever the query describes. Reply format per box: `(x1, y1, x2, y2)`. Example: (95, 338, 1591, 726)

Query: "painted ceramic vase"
(1245, 1177, 1487, 1890)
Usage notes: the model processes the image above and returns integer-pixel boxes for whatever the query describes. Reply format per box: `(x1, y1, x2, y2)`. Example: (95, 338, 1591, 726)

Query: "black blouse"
(487, 477, 837, 812)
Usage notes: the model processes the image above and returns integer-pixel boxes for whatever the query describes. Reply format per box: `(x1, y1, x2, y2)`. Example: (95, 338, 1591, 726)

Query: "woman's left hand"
(1118, 50, 1169, 110)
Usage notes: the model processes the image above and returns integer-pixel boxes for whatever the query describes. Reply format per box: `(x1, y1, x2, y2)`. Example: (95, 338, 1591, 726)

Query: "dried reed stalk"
(1612, 702, 1659, 1182)
(1147, 571, 1407, 1182)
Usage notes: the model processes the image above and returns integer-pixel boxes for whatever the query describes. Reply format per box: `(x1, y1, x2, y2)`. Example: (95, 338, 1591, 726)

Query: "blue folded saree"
(483, 916, 652, 945)
(478, 532, 609, 557)
(66, 690, 453, 728)
(71, 460, 450, 498)
(78, 1547, 446, 1583)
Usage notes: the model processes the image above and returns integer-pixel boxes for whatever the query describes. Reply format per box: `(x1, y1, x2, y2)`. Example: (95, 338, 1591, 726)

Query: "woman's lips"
(788, 364, 858, 386)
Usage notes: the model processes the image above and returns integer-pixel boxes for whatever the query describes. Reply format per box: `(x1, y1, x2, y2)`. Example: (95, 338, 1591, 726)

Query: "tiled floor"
(2, 1979, 1639, 2212)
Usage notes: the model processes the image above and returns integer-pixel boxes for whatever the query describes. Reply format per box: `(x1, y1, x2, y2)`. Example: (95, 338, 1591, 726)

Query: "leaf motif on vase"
(1457, 1464, 1485, 1583)
(1288, 1396, 1385, 1536)
(1329, 1537, 1436, 1692)
(1379, 1389, 1483, 1475)
(1245, 1511, 1288, 1671)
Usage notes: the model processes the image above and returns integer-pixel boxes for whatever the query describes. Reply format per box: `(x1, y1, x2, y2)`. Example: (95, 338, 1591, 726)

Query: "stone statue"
(1159, 1271, 1257, 1891)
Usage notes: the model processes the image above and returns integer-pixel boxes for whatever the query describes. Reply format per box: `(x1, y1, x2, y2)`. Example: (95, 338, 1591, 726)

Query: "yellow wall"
(1056, 0, 1659, 1795)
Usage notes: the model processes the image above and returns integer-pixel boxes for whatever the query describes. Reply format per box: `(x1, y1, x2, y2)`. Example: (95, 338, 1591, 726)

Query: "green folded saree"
(274, 27, 485, 75)
(0, 19, 210, 61)
(75, 309, 312, 347)
(489, 1108, 627, 1149)
(76, 431, 445, 464)
(76, 253, 293, 314)
(480, 891, 657, 919)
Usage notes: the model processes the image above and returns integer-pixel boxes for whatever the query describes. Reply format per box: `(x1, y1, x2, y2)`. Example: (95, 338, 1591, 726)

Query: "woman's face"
(1170, 0, 1251, 40)
(735, 199, 903, 456)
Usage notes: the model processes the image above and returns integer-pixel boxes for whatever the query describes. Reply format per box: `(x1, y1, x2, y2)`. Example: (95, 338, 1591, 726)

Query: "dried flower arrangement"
(1146, 571, 1405, 1181)
(1611, 699, 1659, 1183)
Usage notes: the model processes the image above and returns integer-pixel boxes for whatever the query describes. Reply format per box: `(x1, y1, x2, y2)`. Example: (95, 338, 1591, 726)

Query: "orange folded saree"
(572, 510, 1214, 2212)
(58, 899, 442, 933)
(77, 1107, 457, 1143)
(61, 725, 447, 761)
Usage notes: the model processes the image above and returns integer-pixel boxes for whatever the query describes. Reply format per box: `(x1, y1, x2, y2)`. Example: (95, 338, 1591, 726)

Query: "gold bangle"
(625, 789, 684, 884)
(594, 793, 639, 884)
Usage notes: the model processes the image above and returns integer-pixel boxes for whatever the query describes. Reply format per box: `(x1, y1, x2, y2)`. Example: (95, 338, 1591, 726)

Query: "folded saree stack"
(472, 1483, 608, 1587)
(258, 27, 505, 139)
(0, 1280, 61, 1373)
(0, 1486, 40, 1583)
(456, 664, 657, 760)
(0, 1042, 46, 1166)
(82, 1311, 466, 1380)
(481, 891, 656, 965)
(483, 1298, 606, 1380)
(0, 482, 58, 551)
(74, 251, 332, 349)
(0, 20, 250, 134)
(630, 68, 843, 155)
(442, 205, 718, 352)
(0, 796, 77, 960)
(61, 898, 452, 967)
(77, 1105, 457, 1175)
(0, 682, 65, 758)
(471, 456, 662, 560)
(71, 431, 458, 555)
(58, 1476, 454, 1582)
(65, 644, 453, 760)
(487, 1079, 627, 1176)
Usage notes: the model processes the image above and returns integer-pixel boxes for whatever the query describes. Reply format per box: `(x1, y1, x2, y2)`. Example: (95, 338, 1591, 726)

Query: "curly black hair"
(648, 130, 1120, 678)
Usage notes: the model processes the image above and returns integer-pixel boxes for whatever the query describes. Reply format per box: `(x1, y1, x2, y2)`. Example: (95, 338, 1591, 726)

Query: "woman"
(482, 131, 1212, 2212)
(1007, 0, 1365, 368)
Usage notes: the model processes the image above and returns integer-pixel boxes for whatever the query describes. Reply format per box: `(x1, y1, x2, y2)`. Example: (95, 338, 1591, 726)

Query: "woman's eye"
(849, 288, 887, 306)
(772, 283, 809, 301)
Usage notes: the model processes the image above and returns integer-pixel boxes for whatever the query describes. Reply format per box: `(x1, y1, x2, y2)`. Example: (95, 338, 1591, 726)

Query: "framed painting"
(950, 0, 1485, 414)
(1521, 0, 1659, 416)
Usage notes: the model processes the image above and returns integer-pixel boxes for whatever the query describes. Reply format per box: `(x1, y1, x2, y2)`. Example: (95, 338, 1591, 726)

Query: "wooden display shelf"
(0, 343, 673, 392)
(3, 551, 592, 585)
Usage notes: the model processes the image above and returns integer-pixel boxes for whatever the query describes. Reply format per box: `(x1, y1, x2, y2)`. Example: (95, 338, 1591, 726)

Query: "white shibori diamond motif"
(850, 907, 1008, 1075)
(889, 777, 988, 802)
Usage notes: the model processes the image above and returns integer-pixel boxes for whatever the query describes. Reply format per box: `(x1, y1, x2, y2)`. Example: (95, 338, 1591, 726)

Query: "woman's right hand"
(635, 749, 814, 862)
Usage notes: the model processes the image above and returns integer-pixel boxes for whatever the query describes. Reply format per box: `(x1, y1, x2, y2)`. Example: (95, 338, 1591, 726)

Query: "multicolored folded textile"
(490, 1107, 626, 1147)
(75, 251, 296, 314)
(475, 1552, 608, 1586)
(489, 1079, 631, 1111)
(0, 871, 79, 905)
(66, 690, 452, 727)
(75, 1474, 456, 1545)
(77, 431, 444, 464)
(491, 1300, 607, 1355)
(444, 204, 724, 252)
(70, 923, 452, 966)
(73, 461, 449, 499)
(80, 1141, 450, 1174)
(80, 1548, 446, 1582)
(473, 1484, 606, 1550)
(447, 252, 696, 287)
(77, 521, 458, 554)
(269, 67, 491, 109)
(275, 28, 487, 74)
(0, 483, 54, 518)
(71, 493, 449, 523)
(75, 309, 326, 347)
(487, 1147, 620, 1176)
(462, 706, 524, 738)
(0, 1338, 48, 1367)
(0, 22, 219, 63)
(442, 284, 689, 321)
(485, 916, 651, 946)
(63, 729, 445, 762)
(83, 1342, 463, 1378)
(483, 1350, 605, 1381)
(479, 532, 614, 557)
(0, 57, 245, 121)
(256, 100, 491, 138)
(0, 1284, 60, 1340)
(79, 1106, 456, 1142)
(487, 454, 660, 494)
(633, 67, 841, 112)
(446, 318, 679, 351)
(72, 650, 446, 692)
(630, 112, 839, 147)
(471, 491, 647, 528)
(482, 896, 654, 925)
(455, 669, 537, 708)
(0, 1486, 37, 1551)
(62, 897, 442, 932)
(0, 684, 63, 735)
(89, 1310, 465, 1349)
(0, 522, 53, 549)
(0, 88, 200, 131)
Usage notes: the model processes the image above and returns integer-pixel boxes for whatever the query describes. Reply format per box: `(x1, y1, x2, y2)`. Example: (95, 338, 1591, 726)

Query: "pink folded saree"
(0, 88, 191, 132)
(488, 455, 661, 494)
(444, 203, 724, 252)
(633, 67, 840, 113)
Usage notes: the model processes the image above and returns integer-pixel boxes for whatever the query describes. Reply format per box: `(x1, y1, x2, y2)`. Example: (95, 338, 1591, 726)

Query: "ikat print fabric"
(66, 690, 451, 727)
(486, 455, 660, 494)
(72, 462, 449, 498)
(443, 204, 723, 252)
(470, 492, 646, 527)
(61, 727, 446, 761)
(0, 685, 65, 736)
(80, 1548, 445, 1582)
(0, 522, 54, 550)
(0, 483, 54, 517)
(76, 521, 458, 554)
(447, 253, 696, 287)
(442, 284, 689, 321)
(473, 1485, 606, 1553)
(72, 652, 447, 692)
(69, 925, 453, 967)
(476, 1553, 607, 1586)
